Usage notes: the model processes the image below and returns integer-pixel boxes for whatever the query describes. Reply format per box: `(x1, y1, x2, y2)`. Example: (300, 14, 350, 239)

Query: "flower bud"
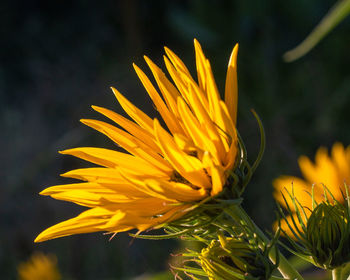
(278, 186, 350, 270)
(199, 237, 275, 280)
(306, 202, 350, 269)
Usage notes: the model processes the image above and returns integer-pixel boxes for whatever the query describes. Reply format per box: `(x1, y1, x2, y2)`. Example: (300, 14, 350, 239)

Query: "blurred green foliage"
(284, 0, 350, 61)
(1, 0, 349, 279)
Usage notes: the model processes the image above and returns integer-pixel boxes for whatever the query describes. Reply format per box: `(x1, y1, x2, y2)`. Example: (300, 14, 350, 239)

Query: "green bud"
(278, 185, 350, 270)
(198, 237, 275, 280)
(306, 202, 350, 269)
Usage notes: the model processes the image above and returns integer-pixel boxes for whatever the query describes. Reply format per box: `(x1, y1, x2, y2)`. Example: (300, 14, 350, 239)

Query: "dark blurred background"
(1, 0, 350, 279)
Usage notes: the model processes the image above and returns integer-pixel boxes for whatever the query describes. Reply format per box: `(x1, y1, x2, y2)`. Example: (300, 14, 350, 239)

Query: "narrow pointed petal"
(60, 146, 170, 176)
(133, 62, 182, 134)
(49, 190, 133, 207)
(164, 46, 191, 76)
(35, 208, 122, 242)
(224, 44, 239, 124)
(91, 105, 161, 153)
(40, 182, 116, 196)
(80, 119, 172, 173)
(111, 87, 154, 133)
(163, 56, 192, 105)
(193, 39, 208, 92)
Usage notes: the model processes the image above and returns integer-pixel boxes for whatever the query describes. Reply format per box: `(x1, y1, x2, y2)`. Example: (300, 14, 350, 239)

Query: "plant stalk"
(332, 267, 343, 280)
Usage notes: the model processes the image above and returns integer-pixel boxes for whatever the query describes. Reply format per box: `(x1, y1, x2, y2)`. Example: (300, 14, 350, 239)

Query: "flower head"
(274, 143, 350, 236)
(18, 252, 61, 280)
(35, 39, 239, 242)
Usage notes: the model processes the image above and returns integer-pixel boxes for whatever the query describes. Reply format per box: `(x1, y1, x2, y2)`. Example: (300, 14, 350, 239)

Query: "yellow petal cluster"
(273, 142, 350, 236)
(35, 39, 239, 242)
(18, 252, 61, 280)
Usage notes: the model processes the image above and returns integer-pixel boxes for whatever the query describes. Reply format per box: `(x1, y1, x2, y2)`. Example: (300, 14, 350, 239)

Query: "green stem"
(332, 267, 343, 280)
(341, 263, 350, 279)
(226, 205, 304, 280)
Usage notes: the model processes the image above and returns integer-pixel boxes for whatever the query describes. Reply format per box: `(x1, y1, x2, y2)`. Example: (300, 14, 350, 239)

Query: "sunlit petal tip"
(143, 56, 153, 68)
(110, 86, 119, 96)
(79, 119, 92, 126)
(39, 188, 50, 196)
(91, 105, 100, 111)
(34, 235, 43, 243)
(132, 62, 140, 72)
(163, 46, 171, 53)
(143, 55, 160, 72)
(228, 44, 239, 67)
(193, 38, 203, 52)
(58, 149, 70, 155)
(59, 170, 72, 178)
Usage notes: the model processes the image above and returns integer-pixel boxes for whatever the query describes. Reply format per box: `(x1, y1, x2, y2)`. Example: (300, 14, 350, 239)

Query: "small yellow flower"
(35, 39, 239, 242)
(18, 252, 61, 280)
(274, 142, 350, 236)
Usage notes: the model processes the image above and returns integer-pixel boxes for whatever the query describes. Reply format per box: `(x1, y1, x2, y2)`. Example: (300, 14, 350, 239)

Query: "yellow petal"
(145, 179, 207, 202)
(108, 197, 175, 216)
(299, 147, 340, 193)
(80, 119, 172, 173)
(163, 56, 192, 106)
(331, 142, 350, 189)
(117, 170, 178, 202)
(177, 97, 220, 164)
(41, 181, 146, 200)
(154, 119, 211, 188)
(164, 46, 192, 76)
(40, 182, 115, 195)
(173, 133, 196, 154)
(111, 87, 154, 134)
(186, 84, 226, 161)
(202, 152, 225, 196)
(35, 207, 121, 242)
(224, 44, 239, 124)
(60, 147, 169, 176)
(61, 167, 121, 182)
(48, 190, 127, 207)
(133, 62, 183, 135)
(60, 147, 122, 168)
(193, 38, 208, 92)
(103, 204, 189, 232)
(91, 105, 161, 153)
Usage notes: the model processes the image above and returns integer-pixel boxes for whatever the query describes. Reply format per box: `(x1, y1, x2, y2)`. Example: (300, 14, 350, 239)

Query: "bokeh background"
(1, 0, 350, 279)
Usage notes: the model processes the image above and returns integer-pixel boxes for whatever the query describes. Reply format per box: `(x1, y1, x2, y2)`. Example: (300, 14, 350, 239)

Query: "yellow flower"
(273, 142, 350, 236)
(35, 39, 239, 242)
(18, 252, 61, 280)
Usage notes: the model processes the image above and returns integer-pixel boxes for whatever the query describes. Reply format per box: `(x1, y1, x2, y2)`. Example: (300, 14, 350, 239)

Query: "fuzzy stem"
(332, 267, 343, 280)
(226, 205, 304, 280)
